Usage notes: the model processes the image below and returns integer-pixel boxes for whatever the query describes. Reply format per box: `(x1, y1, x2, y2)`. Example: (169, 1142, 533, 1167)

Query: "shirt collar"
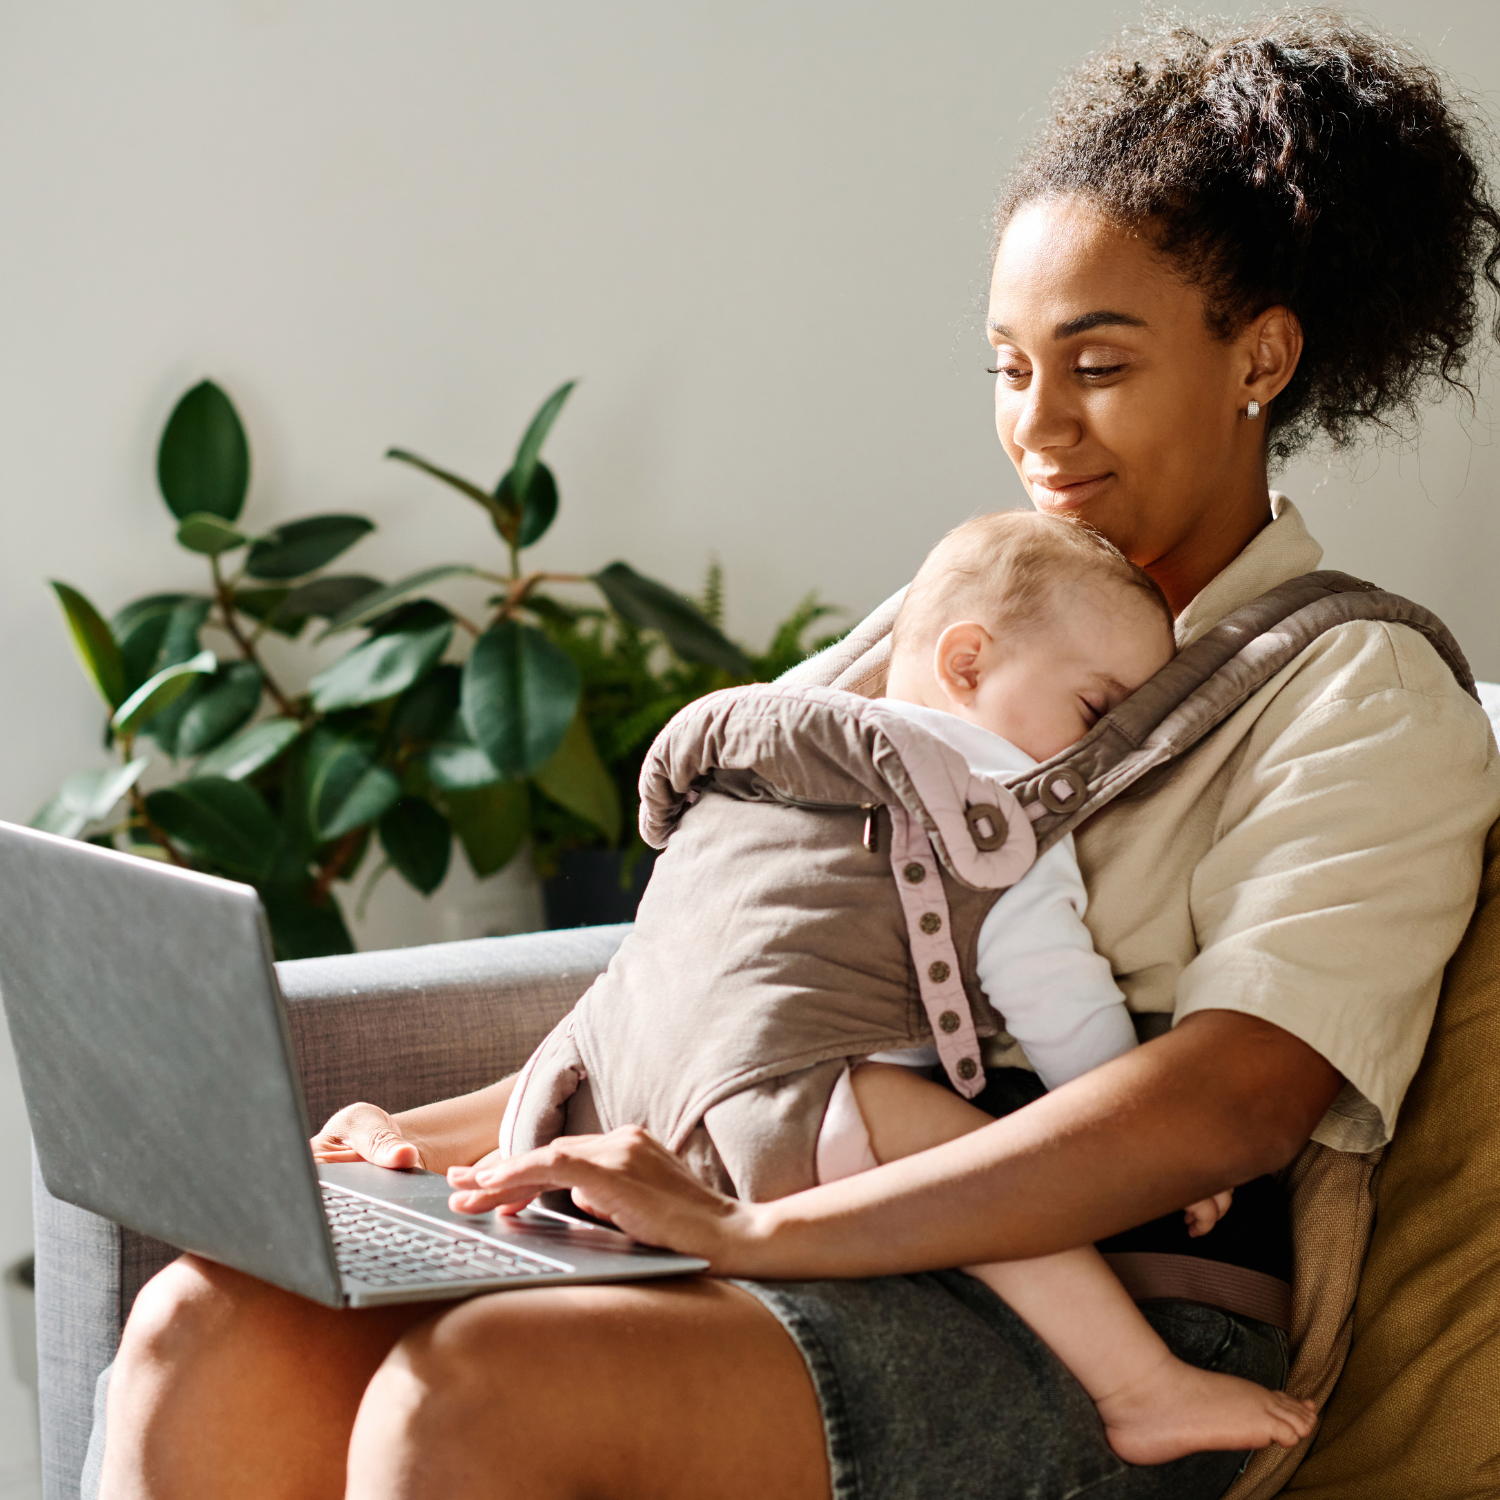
(1174, 494, 1324, 647)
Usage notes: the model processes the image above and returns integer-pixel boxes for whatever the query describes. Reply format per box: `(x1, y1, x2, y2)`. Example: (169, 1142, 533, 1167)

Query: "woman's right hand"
(311, 1102, 426, 1170)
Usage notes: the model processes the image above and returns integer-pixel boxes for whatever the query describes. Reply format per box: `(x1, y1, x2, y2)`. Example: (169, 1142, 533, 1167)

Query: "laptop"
(0, 821, 706, 1306)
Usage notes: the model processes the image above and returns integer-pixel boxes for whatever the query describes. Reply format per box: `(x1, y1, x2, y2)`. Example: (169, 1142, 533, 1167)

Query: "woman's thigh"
(349, 1278, 830, 1500)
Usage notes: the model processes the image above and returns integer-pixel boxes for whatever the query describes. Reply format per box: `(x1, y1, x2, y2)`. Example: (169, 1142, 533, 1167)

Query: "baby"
(498, 510, 1317, 1464)
(834, 512, 1316, 1463)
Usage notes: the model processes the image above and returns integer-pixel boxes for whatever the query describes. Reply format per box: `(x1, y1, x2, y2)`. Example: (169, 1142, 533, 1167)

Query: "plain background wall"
(1, 3, 1498, 1488)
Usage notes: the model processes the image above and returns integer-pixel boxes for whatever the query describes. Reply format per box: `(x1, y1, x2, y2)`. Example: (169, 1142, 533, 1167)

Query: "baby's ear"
(932, 621, 991, 702)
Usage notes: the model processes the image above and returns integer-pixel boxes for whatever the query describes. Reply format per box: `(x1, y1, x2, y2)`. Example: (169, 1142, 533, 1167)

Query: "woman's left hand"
(445, 1126, 770, 1274)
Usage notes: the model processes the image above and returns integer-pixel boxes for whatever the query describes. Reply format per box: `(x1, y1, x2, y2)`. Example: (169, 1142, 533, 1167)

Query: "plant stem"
(210, 557, 304, 720)
(312, 830, 364, 903)
(495, 570, 591, 621)
(125, 785, 189, 867)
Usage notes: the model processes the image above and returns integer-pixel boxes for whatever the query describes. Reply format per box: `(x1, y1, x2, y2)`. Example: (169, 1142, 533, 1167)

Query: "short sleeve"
(1175, 621, 1500, 1150)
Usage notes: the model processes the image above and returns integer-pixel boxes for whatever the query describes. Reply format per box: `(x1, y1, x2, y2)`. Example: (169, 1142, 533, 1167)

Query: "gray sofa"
(31, 924, 628, 1500)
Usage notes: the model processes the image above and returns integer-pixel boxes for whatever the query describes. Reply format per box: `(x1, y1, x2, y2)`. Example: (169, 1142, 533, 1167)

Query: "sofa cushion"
(1283, 816, 1500, 1496)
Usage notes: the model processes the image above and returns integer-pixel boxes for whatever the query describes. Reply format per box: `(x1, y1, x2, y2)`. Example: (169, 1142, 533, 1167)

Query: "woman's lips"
(1027, 473, 1112, 511)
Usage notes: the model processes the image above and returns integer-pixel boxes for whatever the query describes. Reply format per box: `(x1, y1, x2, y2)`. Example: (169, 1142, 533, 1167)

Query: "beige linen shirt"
(980, 496, 1500, 1152)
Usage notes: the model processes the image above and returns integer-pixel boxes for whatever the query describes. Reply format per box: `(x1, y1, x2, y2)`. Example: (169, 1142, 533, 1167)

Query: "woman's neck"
(1145, 481, 1274, 617)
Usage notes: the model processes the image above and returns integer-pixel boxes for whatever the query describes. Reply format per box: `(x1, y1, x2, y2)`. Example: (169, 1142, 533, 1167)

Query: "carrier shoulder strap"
(1016, 570, 1478, 856)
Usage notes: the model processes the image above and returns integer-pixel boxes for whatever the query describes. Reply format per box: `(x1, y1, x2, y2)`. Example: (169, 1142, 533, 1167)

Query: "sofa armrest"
(34, 924, 626, 1500)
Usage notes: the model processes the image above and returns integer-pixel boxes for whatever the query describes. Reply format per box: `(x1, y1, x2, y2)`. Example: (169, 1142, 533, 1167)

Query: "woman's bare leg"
(102, 1253, 828, 1500)
(100, 1254, 441, 1500)
(347, 1279, 828, 1500)
(850, 1064, 1316, 1464)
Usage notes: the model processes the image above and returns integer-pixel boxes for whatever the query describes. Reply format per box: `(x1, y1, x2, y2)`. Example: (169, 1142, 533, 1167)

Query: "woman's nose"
(1006, 372, 1081, 456)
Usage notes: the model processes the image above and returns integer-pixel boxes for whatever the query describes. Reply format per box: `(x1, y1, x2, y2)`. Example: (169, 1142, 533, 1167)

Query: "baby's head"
(885, 511, 1175, 761)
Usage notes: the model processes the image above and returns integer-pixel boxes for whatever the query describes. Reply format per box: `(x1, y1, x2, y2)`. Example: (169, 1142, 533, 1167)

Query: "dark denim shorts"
(735, 1272, 1287, 1500)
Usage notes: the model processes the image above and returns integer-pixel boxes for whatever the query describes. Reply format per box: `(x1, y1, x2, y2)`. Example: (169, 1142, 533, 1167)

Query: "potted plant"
(38, 380, 840, 956)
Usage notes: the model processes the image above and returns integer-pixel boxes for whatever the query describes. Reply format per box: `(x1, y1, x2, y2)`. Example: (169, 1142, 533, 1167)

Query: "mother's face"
(987, 196, 1297, 590)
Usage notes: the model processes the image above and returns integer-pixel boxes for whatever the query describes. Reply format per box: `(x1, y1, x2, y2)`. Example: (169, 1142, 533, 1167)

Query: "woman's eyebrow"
(986, 311, 1149, 340)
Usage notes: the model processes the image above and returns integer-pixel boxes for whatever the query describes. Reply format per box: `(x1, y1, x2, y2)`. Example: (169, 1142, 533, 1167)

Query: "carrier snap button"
(919, 912, 942, 935)
(903, 862, 926, 884)
(928, 961, 951, 984)
(938, 1009, 961, 1033)
(956, 1057, 978, 1081)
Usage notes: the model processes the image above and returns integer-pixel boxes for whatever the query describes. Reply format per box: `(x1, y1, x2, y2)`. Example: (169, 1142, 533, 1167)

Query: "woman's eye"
(987, 363, 1031, 382)
(1076, 363, 1126, 380)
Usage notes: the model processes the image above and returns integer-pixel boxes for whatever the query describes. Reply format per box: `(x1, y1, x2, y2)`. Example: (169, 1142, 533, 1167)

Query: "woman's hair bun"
(999, 10, 1500, 458)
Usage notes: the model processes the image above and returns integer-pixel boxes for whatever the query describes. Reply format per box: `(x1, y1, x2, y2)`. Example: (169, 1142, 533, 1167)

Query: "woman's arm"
(450, 1009, 1339, 1277)
(311, 1074, 518, 1174)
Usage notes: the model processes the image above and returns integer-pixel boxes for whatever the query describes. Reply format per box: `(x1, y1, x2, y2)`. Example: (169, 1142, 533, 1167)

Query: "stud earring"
(1245, 399, 1261, 420)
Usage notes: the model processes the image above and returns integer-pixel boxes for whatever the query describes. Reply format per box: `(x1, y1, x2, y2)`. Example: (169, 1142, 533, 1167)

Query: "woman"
(102, 14, 1500, 1500)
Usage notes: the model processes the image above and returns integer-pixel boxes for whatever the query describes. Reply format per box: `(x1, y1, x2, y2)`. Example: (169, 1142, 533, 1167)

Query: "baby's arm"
(978, 836, 1231, 1234)
(975, 832, 1136, 1090)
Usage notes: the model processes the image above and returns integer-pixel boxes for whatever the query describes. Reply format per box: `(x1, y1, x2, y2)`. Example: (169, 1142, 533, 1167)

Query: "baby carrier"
(501, 570, 1474, 1248)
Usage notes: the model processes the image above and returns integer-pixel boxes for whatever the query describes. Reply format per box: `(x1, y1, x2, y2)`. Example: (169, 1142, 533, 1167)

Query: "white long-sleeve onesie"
(869, 702, 1136, 1090)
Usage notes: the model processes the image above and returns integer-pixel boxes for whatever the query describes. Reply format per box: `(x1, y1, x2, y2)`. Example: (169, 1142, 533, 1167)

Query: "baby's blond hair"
(891, 510, 1173, 659)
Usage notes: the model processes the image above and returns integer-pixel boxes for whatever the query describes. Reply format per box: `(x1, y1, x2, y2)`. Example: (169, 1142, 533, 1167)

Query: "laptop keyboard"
(322, 1184, 561, 1288)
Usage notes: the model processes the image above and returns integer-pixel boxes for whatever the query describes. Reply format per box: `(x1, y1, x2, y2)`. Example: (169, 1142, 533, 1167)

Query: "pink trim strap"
(887, 806, 986, 1099)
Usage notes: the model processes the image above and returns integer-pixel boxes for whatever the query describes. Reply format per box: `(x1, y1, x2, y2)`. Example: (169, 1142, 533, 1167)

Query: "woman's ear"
(932, 622, 990, 706)
(1241, 304, 1304, 409)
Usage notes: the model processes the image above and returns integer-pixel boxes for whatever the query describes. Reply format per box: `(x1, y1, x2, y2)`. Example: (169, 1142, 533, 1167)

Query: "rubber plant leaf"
(533, 711, 621, 844)
(593, 562, 755, 677)
(111, 650, 217, 735)
(51, 582, 127, 708)
(378, 795, 452, 895)
(245, 514, 376, 581)
(176, 512, 248, 556)
(31, 758, 150, 839)
(308, 613, 453, 713)
(385, 448, 513, 535)
(144, 777, 279, 880)
(507, 380, 576, 509)
(497, 461, 559, 550)
(442, 780, 528, 877)
(174, 662, 264, 758)
(195, 717, 302, 781)
(318, 565, 481, 637)
(460, 620, 580, 779)
(281, 575, 383, 620)
(260, 886, 354, 960)
(302, 729, 403, 842)
(157, 381, 251, 522)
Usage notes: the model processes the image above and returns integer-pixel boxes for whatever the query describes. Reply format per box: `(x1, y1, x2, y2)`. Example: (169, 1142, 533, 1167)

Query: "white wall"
(1, 2, 1498, 1479)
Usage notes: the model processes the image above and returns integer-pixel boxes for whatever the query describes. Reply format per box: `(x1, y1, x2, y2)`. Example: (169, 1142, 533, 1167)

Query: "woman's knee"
(116, 1255, 262, 1373)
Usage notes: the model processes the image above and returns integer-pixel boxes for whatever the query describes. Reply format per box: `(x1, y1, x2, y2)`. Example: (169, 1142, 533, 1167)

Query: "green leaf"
(195, 717, 302, 780)
(498, 461, 559, 549)
(175, 662, 263, 757)
(31, 758, 150, 838)
(282, 574, 383, 620)
(303, 729, 402, 842)
(112, 594, 213, 696)
(318, 564, 480, 637)
(378, 796, 452, 894)
(245, 514, 376, 580)
(144, 777, 278, 879)
(593, 562, 754, 676)
(51, 582, 126, 708)
(534, 712, 621, 843)
(111, 650, 217, 735)
(461, 620, 580, 778)
(385, 448, 500, 511)
(176, 512, 247, 556)
(261, 886, 354, 960)
(308, 614, 453, 713)
(426, 709, 503, 790)
(231, 587, 306, 639)
(508, 380, 575, 507)
(443, 781, 528, 877)
(390, 664, 462, 746)
(157, 381, 251, 522)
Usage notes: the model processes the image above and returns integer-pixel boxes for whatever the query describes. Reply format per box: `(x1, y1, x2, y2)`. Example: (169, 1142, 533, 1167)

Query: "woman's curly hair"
(997, 10, 1500, 459)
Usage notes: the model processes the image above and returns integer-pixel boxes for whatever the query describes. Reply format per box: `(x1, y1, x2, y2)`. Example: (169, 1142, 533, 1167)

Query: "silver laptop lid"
(0, 822, 341, 1305)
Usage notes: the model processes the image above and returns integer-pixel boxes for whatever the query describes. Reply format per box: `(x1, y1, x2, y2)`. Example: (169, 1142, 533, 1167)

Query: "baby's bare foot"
(1095, 1355, 1317, 1467)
